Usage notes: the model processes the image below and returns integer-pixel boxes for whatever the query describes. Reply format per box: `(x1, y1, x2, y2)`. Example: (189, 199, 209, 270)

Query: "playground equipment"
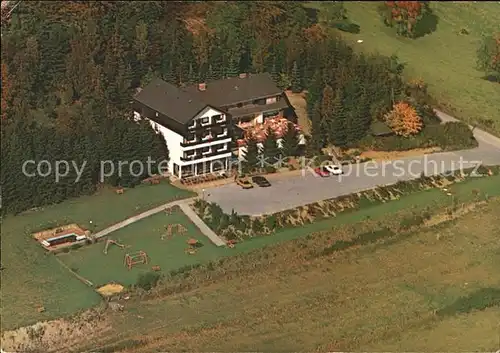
(115, 188, 124, 195)
(151, 265, 161, 271)
(103, 239, 125, 254)
(185, 238, 200, 255)
(124, 251, 148, 270)
(162, 223, 187, 240)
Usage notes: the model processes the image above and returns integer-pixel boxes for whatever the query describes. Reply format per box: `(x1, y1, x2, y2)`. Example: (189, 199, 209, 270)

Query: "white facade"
(134, 106, 232, 179)
(237, 134, 307, 161)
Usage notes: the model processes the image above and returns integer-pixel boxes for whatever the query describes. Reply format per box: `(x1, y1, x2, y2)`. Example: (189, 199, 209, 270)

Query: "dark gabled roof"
(133, 78, 209, 124)
(183, 73, 282, 107)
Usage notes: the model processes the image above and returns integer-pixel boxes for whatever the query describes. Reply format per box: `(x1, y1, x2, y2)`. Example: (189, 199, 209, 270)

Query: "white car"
(324, 164, 343, 175)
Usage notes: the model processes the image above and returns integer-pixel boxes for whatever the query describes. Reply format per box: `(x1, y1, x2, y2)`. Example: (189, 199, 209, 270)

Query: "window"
(185, 133, 196, 143)
(201, 117, 210, 126)
(202, 130, 212, 141)
(218, 144, 227, 152)
(266, 97, 277, 104)
(201, 146, 211, 155)
(213, 114, 225, 123)
(184, 150, 196, 159)
(188, 120, 196, 129)
(217, 128, 228, 137)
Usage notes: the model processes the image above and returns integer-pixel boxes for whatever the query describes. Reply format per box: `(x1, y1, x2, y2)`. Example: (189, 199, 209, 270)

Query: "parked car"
(251, 175, 271, 187)
(235, 175, 253, 189)
(324, 164, 343, 175)
(314, 166, 331, 177)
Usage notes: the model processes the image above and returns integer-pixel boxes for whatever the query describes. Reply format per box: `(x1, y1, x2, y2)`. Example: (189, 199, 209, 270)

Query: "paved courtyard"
(204, 141, 500, 216)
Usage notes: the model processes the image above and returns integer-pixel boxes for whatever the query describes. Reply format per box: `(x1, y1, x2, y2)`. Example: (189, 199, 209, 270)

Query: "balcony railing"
(180, 148, 230, 162)
(188, 116, 227, 130)
(180, 133, 230, 147)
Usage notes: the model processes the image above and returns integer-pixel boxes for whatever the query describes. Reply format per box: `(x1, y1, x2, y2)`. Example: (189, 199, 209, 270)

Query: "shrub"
(399, 214, 426, 230)
(265, 165, 277, 173)
(332, 21, 360, 34)
(136, 272, 161, 291)
(426, 122, 478, 151)
(437, 287, 500, 317)
(385, 102, 423, 137)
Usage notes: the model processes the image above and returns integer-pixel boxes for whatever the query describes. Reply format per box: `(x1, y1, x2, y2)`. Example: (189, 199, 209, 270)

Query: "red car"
(314, 166, 330, 177)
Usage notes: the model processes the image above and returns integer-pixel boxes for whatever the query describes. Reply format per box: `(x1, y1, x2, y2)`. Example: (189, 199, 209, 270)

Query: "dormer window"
(201, 117, 210, 126)
(188, 120, 196, 129)
(213, 114, 225, 123)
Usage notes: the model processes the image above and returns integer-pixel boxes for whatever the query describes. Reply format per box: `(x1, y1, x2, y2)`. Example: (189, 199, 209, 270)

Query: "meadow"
(0, 182, 194, 330)
(57, 207, 227, 287)
(309, 1, 500, 134)
(85, 196, 500, 352)
(2, 174, 499, 331)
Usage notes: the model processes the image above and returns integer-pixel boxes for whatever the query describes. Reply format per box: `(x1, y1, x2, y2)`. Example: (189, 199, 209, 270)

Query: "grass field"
(85, 196, 500, 352)
(0, 181, 194, 330)
(2, 174, 499, 331)
(57, 207, 227, 287)
(58, 173, 500, 286)
(308, 1, 500, 134)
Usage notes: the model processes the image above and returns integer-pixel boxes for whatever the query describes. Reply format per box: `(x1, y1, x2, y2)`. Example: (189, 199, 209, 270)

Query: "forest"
(1, 1, 426, 214)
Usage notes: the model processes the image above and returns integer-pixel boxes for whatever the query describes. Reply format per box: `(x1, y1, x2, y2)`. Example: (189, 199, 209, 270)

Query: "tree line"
(0, 1, 405, 214)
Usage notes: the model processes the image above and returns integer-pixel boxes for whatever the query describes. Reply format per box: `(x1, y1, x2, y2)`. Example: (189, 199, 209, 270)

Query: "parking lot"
(204, 145, 500, 216)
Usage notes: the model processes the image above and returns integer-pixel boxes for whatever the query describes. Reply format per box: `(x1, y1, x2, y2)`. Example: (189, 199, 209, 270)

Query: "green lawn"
(2, 175, 498, 330)
(309, 1, 500, 134)
(58, 207, 227, 287)
(0, 181, 194, 330)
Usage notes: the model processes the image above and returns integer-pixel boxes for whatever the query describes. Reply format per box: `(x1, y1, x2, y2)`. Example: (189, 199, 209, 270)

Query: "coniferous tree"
(270, 60, 279, 84)
(320, 84, 336, 145)
(262, 127, 280, 165)
(206, 64, 216, 82)
(226, 57, 239, 78)
(187, 63, 197, 85)
(163, 61, 176, 84)
(281, 122, 300, 157)
(291, 61, 302, 93)
(330, 88, 348, 147)
(242, 137, 259, 172)
(307, 101, 324, 156)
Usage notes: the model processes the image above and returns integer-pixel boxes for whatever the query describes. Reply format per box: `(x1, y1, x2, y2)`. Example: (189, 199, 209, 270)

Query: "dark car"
(251, 175, 271, 187)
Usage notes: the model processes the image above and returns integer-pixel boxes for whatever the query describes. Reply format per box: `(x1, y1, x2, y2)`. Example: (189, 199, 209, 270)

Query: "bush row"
(147, 194, 495, 299)
(194, 166, 499, 241)
(358, 121, 478, 152)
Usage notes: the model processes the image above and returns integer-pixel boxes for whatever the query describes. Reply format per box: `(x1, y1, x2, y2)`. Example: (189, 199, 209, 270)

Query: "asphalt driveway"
(204, 111, 500, 216)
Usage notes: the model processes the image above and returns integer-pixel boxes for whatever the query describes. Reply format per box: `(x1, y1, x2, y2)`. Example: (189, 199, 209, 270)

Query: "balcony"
(188, 115, 227, 130)
(180, 146, 230, 162)
(180, 132, 231, 147)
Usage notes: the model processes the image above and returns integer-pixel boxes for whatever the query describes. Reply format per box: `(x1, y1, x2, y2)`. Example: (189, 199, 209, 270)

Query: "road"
(204, 111, 500, 216)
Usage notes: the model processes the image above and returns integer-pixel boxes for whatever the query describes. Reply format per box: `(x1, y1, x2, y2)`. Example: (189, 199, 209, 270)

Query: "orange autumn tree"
(385, 102, 423, 137)
(382, 1, 427, 38)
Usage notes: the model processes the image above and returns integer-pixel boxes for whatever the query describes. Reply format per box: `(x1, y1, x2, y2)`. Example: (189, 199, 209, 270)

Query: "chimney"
(239, 73, 247, 79)
(198, 82, 206, 91)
